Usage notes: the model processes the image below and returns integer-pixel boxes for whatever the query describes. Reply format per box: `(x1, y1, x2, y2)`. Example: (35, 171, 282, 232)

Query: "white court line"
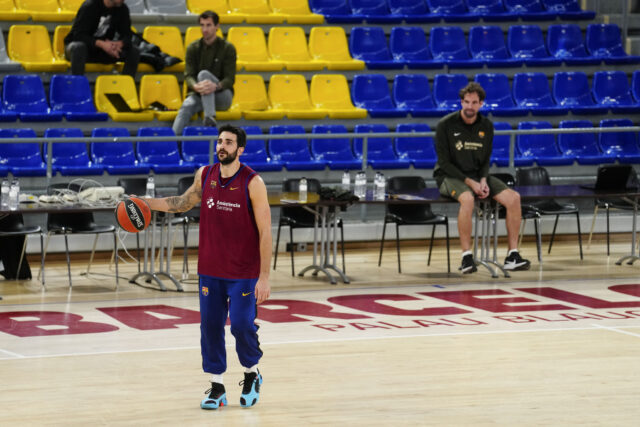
(0, 348, 25, 358)
(592, 323, 640, 338)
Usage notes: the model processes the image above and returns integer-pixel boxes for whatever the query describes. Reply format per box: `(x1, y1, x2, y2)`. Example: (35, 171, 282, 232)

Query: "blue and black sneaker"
(201, 382, 227, 410)
(239, 371, 263, 408)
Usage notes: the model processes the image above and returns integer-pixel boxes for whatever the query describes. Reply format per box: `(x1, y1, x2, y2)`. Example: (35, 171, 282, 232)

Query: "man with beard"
(434, 82, 530, 274)
(143, 124, 271, 409)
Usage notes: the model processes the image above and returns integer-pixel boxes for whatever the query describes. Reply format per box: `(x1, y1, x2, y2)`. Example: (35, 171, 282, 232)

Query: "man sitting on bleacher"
(434, 82, 531, 274)
(64, 0, 140, 77)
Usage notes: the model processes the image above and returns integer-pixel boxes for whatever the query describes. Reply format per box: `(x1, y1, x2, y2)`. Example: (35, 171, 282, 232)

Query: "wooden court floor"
(1, 237, 640, 426)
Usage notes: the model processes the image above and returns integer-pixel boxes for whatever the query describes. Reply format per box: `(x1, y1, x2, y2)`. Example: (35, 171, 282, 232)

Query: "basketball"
(115, 197, 151, 233)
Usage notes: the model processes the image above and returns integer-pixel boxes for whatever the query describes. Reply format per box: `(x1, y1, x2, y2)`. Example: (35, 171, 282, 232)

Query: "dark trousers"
(65, 41, 140, 77)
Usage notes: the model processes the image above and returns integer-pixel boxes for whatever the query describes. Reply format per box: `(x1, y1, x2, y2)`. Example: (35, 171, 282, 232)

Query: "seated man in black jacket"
(64, 0, 140, 77)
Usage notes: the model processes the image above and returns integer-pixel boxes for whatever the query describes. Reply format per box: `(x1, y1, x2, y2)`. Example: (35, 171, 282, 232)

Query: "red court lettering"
(421, 289, 575, 313)
(257, 299, 371, 323)
(97, 305, 201, 330)
(0, 311, 118, 337)
(517, 287, 640, 309)
(493, 315, 537, 323)
(328, 294, 472, 316)
(608, 284, 640, 298)
(311, 324, 346, 332)
(349, 322, 391, 330)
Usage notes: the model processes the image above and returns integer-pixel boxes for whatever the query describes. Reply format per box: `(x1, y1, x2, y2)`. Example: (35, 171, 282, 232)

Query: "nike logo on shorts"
(242, 292, 252, 296)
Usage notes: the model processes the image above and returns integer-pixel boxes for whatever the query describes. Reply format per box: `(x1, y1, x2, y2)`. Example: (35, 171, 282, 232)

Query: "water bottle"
(298, 177, 307, 202)
(146, 176, 155, 198)
(341, 170, 350, 191)
(375, 172, 386, 201)
(354, 171, 366, 199)
(8, 179, 19, 210)
(1, 179, 9, 208)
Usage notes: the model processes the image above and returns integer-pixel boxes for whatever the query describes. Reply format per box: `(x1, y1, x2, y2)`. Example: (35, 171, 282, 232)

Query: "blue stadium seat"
(632, 70, 640, 103)
(49, 75, 109, 122)
(467, 0, 514, 21)
(309, 0, 363, 23)
(44, 128, 102, 176)
(586, 24, 640, 64)
(513, 72, 568, 116)
(353, 124, 411, 169)
(181, 126, 218, 168)
(389, 26, 443, 69)
(393, 74, 440, 117)
(491, 122, 533, 166)
(2, 75, 63, 122)
(311, 124, 361, 170)
(269, 125, 326, 170)
(469, 26, 521, 67)
(241, 126, 284, 172)
(137, 127, 196, 174)
(387, 0, 439, 23)
(503, 0, 555, 20)
(429, 26, 482, 68)
(0, 128, 46, 176)
(350, 0, 403, 23)
(394, 123, 437, 168)
(90, 128, 150, 175)
(351, 74, 407, 117)
(546, 24, 600, 65)
(474, 73, 527, 116)
(598, 119, 640, 164)
(507, 25, 562, 66)
(425, 0, 478, 22)
(517, 121, 574, 166)
(541, 0, 595, 20)
(557, 120, 615, 165)
(552, 71, 608, 115)
(349, 27, 404, 69)
(432, 73, 468, 111)
(592, 70, 640, 114)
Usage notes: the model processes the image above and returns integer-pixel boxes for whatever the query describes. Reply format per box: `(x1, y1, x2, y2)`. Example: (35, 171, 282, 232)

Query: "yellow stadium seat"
(232, 74, 284, 120)
(268, 74, 327, 119)
(0, 0, 29, 20)
(139, 75, 182, 121)
(268, 26, 325, 71)
(269, 0, 323, 24)
(310, 74, 367, 119)
(186, 0, 245, 23)
(58, 0, 82, 14)
(142, 26, 185, 72)
(309, 27, 365, 70)
(95, 75, 155, 122)
(227, 27, 283, 71)
(52, 25, 113, 72)
(7, 25, 68, 72)
(228, 0, 283, 23)
(184, 26, 224, 50)
(15, 0, 74, 21)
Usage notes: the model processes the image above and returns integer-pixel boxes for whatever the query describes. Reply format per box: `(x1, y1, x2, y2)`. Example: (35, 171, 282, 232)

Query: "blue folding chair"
(507, 25, 562, 66)
(429, 26, 482, 68)
(387, 0, 439, 23)
(503, 0, 555, 20)
(632, 70, 640, 103)
(541, 0, 595, 20)
(136, 127, 196, 174)
(552, 71, 608, 115)
(350, 0, 403, 22)
(353, 124, 411, 169)
(44, 128, 103, 176)
(586, 24, 640, 64)
(389, 26, 443, 69)
(425, 0, 477, 22)
(238, 126, 283, 172)
(49, 75, 109, 122)
(2, 75, 63, 122)
(592, 70, 640, 114)
(467, 0, 513, 21)
(393, 74, 440, 117)
(557, 120, 615, 165)
(91, 128, 150, 175)
(598, 119, 640, 164)
(517, 121, 574, 166)
(351, 74, 407, 117)
(349, 26, 404, 69)
(181, 126, 218, 168)
(432, 73, 468, 111)
(394, 123, 437, 168)
(469, 25, 521, 67)
(0, 128, 46, 176)
(309, 0, 363, 22)
(474, 73, 527, 116)
(491, 122, 533, 166)
(311, 124, 361, 170)
(546, 24, 600, 65)
(269, 125, 325, 171)
(513, 72, 568, 116)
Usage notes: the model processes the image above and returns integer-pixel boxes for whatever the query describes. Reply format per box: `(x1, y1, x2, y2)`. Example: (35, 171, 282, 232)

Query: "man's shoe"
(201, 382, 227, 410)
(459, 253, 477, 274)
(503, 251, 531, 271)
(239, 371, 263, 408)
(203, 116, 217, 128)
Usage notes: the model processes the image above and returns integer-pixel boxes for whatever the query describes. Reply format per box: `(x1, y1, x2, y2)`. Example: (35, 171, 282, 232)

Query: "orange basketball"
(115, 197, 151, 233)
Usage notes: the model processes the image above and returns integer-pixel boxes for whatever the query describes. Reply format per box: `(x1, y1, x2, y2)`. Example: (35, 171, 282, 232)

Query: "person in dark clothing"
(64, 0, 140, 77)
(434, 82, 530, 274)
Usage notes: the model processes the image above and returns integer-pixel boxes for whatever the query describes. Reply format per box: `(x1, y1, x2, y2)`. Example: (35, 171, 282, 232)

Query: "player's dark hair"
(459, 82, 486, 102)
(199, 10, 219, 25)
(218, 124, 247, 148)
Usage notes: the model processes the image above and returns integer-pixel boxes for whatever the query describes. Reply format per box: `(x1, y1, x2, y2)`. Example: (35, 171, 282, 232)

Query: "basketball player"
(143, 124, 271, 409)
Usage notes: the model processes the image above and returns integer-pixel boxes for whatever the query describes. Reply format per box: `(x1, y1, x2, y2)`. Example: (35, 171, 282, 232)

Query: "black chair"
(175, 176, 200, 278)
(378, 176, 450, 273)
(516, 166, 583, 259)
(44, 183, 119, 287)
(588, 198, 636, 256)
(273, 178, 345, 276)
(0, 213, 44, 285)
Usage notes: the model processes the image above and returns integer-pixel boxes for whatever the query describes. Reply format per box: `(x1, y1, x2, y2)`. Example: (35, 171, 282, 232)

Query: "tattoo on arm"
(165, 196, 189, 213)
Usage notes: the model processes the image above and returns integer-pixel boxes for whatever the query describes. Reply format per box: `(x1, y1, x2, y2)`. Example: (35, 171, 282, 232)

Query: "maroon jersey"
(198, 163, 260, 279)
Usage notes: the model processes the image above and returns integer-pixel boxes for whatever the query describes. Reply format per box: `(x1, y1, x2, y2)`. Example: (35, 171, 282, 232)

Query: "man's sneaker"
(201, 382, 227, 410)
(239, 371, 263, 408)
(504, 251, 531, 271)
(203, 116, 217, 128)
(459, 253, 477, 274)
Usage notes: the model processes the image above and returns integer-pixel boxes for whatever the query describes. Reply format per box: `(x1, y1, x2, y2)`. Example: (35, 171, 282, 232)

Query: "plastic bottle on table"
(341, 170, 350, 191)
(146, 176, 155, 198)
(298, 177, 307, 202)
(375, 172, 386, 200)
(1, 179, 9, 208)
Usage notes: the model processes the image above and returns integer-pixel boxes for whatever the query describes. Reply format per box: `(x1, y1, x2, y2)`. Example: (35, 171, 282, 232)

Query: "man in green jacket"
(172, 10, 236, 135)
(434, 82, 530, 274)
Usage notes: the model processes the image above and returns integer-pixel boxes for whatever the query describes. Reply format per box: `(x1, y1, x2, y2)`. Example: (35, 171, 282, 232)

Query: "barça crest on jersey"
(479, 131, 485, 138)
(210, 180, 217, 188)
(202, 286, 209, 296)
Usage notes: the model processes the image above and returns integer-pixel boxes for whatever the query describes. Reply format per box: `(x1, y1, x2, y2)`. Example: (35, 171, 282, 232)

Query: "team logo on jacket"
(206, 198, 215, 208)
(479, 131, 485, 138)
(202, 286, 209, 296)
(455, 141, 463, 151)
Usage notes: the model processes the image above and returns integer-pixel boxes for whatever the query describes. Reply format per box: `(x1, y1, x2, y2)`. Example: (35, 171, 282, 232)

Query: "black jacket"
(64, 0, 133, 49)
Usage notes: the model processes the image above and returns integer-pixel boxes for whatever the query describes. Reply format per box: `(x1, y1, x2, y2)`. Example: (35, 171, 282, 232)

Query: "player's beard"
(462, 108, 477, 120)
(217, 147, 238, 165)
